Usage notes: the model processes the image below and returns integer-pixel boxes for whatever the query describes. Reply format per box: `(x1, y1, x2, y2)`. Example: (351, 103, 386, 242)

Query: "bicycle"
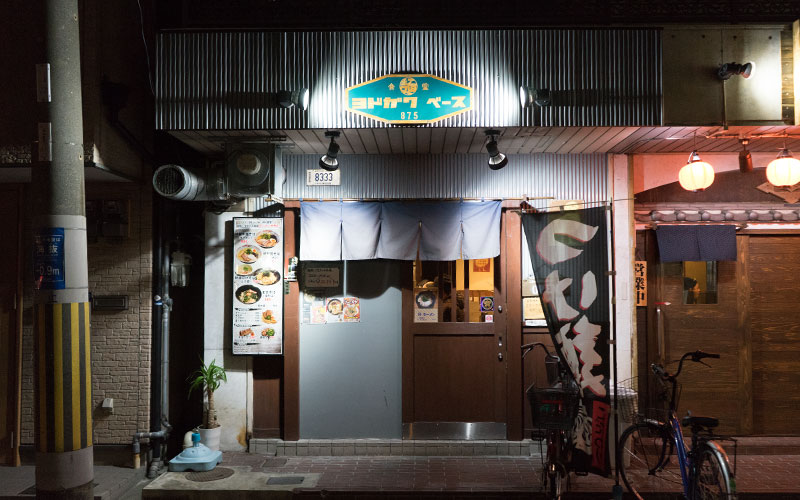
(616, 350, 737, 499)
(522, 342, 580, 500)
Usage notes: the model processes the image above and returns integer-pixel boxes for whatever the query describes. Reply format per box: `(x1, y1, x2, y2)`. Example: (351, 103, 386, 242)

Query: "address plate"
(306, 169, 341, 186)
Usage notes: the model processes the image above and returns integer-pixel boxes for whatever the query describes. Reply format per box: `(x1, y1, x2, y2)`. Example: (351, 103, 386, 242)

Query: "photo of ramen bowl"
(326, 299, 343, 315)
(253, 269, 280, 286)
(235, 285, 261, 304)
(236, 245, 260, 263)
(415, 291, 436, 309)
(255, 231, 279, 248)
(236, 263, 255, 276)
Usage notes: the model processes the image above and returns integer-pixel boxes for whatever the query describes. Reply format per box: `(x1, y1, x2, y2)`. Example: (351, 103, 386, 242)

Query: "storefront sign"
(306, 169, 341, 186)
(414, 288, 438, 322)
(634, 261, 647, 306)
(232, 217, 284, 355)
(303, 267, 340, 288)
(345, 74, 472, 124)
(34, 227, 65, 290)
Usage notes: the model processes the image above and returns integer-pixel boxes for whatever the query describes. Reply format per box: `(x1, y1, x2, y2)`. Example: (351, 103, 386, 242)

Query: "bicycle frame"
(667, 411, 693, 499)
(648, 351, 735, 500)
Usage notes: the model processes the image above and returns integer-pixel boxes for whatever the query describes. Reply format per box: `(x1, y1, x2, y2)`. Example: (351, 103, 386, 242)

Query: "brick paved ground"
(221, 452, 800, 498)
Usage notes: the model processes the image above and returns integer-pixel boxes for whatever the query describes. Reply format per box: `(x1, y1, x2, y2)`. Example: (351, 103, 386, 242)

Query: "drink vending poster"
(232, 217, 284, 355)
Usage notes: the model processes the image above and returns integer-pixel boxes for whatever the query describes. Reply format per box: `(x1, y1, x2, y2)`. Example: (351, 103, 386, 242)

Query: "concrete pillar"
(611, 154, 634, 382)
(32, 0, 93, 497)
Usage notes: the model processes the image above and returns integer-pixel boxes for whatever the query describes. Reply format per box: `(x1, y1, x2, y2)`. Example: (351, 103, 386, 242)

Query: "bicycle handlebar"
(521, 342, 555, 359)
(651, 350, 720, 381)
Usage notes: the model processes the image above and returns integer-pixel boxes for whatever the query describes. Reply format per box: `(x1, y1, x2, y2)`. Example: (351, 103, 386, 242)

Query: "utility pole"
(32, 0, 93, 497)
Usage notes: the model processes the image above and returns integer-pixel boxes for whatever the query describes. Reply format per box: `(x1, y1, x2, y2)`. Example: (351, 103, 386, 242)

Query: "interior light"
(484, 129, 508, 170)
(766, 147, 800, 187)
(319, 131, 340, 171)
(278, 88, 310, 110)
(739, 139, 753, 173)
(717, 62, 754, 80)
(678, 151, 715, 191)
(519, 85, 551, 107)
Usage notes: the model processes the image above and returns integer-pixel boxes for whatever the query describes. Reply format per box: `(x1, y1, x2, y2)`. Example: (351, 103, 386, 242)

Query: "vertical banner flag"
(521, 207, 611, 476)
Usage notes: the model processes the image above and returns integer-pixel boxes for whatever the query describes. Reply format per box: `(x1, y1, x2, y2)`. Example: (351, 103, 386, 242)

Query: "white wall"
(611, 154, 634, 382)
(204, 209, 250, 451)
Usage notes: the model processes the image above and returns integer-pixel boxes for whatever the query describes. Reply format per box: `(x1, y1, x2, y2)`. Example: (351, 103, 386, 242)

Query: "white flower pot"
(197, 426, 221, 451)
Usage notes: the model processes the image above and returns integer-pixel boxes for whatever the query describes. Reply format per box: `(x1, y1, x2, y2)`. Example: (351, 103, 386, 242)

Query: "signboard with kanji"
(345, 74, 473, 124)
(634, 261, 647, 307)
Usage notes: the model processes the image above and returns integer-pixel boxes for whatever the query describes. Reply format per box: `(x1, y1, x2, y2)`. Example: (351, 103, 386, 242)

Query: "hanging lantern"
(766, 148, 800, 187)
(678, 151, 715, 191)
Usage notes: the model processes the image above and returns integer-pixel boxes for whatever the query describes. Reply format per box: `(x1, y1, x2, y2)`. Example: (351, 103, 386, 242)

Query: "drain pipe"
(132, 417, 173, 474)
(141, 251, 174, 478)
(132, 196, 173, 476)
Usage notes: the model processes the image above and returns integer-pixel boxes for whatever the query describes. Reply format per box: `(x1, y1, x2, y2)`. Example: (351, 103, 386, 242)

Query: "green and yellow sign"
(345, 74, 473, 124)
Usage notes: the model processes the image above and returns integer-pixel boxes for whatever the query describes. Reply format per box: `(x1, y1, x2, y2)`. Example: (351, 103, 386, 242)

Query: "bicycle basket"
(614, 374, 676, 423)
(526, 380, 580, 431)
(614, 377, 639, 423)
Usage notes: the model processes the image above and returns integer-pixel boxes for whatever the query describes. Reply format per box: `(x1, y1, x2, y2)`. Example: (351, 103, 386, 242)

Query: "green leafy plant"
(187, 357, 227, 429)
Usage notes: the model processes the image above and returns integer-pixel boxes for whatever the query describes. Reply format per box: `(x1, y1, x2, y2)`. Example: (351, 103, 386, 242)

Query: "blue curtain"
(300, 200, 501, 261)
(655, 225, 737, 262)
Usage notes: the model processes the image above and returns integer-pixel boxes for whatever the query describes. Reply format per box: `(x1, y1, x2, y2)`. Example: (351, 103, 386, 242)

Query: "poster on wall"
(232, 217, 284, 355)
(414, 288, 438, 323)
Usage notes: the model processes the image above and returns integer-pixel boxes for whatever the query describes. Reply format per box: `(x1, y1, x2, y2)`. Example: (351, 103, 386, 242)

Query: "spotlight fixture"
(277, 88, 310, 110)
(766, 146, 800, 187)
(319, 131, 340, 171)
(484, 130, 508, 170)
(717, 62, 754, 80)
(739, 139, 753, 173)
(678, 151, 715, 192)
(519, 86, 551, 107)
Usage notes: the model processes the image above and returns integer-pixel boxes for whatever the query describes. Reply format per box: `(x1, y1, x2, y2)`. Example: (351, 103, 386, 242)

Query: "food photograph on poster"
(232, 217, 284, 355)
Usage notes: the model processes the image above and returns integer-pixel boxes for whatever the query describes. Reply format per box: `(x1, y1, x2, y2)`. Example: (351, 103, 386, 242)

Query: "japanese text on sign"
(34, 228, 65, 290)
(634, 261, 647, 306)
(345, 74, 473, 124)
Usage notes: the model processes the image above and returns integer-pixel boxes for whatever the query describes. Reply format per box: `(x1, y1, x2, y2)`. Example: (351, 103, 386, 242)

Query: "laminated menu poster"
(232, 217, 284, 355)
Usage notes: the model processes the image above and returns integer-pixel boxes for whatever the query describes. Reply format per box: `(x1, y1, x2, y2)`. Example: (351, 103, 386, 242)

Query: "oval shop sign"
(345, 74, 473, 124)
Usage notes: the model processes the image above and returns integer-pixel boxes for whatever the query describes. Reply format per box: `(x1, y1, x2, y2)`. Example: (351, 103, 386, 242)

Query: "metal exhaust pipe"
(152, 164, 226, 201)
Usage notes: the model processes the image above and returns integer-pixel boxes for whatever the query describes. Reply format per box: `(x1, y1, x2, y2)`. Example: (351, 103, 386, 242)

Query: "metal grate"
(185, 467, 235, 482)
(266, 476, 305, 485)
(153, 166, 186, 196)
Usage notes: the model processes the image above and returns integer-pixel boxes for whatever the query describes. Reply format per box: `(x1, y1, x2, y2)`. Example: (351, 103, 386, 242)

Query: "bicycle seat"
(681, 415, 718, 429)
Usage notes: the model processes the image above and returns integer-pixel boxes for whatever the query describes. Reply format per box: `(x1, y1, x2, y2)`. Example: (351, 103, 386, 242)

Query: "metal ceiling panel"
(280, 153, 607, 204)
(156, 29, 662, 131)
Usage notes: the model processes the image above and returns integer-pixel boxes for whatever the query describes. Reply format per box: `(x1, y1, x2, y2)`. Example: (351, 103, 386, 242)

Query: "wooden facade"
(635, 171, 800, 436)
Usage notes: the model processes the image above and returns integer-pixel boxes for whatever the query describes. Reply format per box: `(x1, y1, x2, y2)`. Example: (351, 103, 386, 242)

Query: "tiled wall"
(20, 183, 153, 444)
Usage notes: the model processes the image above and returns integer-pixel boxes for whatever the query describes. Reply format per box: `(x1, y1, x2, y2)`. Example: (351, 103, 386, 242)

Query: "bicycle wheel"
(543, 430, 568, 500)
(617, 422, 683, 499)
(693, 444, 735, 500)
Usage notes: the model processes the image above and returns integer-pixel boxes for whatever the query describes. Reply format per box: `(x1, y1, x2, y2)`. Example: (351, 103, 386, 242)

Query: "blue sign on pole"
(34, 227, 66, 290)
(345, 74, 473, 124)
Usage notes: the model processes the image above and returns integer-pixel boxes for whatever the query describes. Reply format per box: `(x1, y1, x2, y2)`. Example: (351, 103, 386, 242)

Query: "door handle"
(497, 353, 503, 361)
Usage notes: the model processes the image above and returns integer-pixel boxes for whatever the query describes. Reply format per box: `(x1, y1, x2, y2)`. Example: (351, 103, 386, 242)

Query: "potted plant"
(187, 357, 227, 451)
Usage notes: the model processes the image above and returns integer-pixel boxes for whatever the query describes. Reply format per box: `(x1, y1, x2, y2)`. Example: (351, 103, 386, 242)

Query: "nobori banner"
(521, 207, 611, 477)
(345, 74, 472, 124)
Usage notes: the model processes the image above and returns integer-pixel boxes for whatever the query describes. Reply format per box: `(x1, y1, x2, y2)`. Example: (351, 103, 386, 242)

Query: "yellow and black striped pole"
(32, 0, 94, 497)
(35, 303, 92, 455)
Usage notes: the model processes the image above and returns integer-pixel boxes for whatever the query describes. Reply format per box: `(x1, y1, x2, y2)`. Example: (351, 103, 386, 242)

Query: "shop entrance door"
(402, 241, 509, 439)
(0, 187, 21, 465)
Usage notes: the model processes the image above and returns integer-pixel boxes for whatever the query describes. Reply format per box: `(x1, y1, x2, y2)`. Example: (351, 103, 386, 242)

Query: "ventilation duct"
(152, 144, 282, 201)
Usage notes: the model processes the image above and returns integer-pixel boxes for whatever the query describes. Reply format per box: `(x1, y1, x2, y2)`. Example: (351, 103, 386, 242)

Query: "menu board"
(232, 217, 284, 355)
